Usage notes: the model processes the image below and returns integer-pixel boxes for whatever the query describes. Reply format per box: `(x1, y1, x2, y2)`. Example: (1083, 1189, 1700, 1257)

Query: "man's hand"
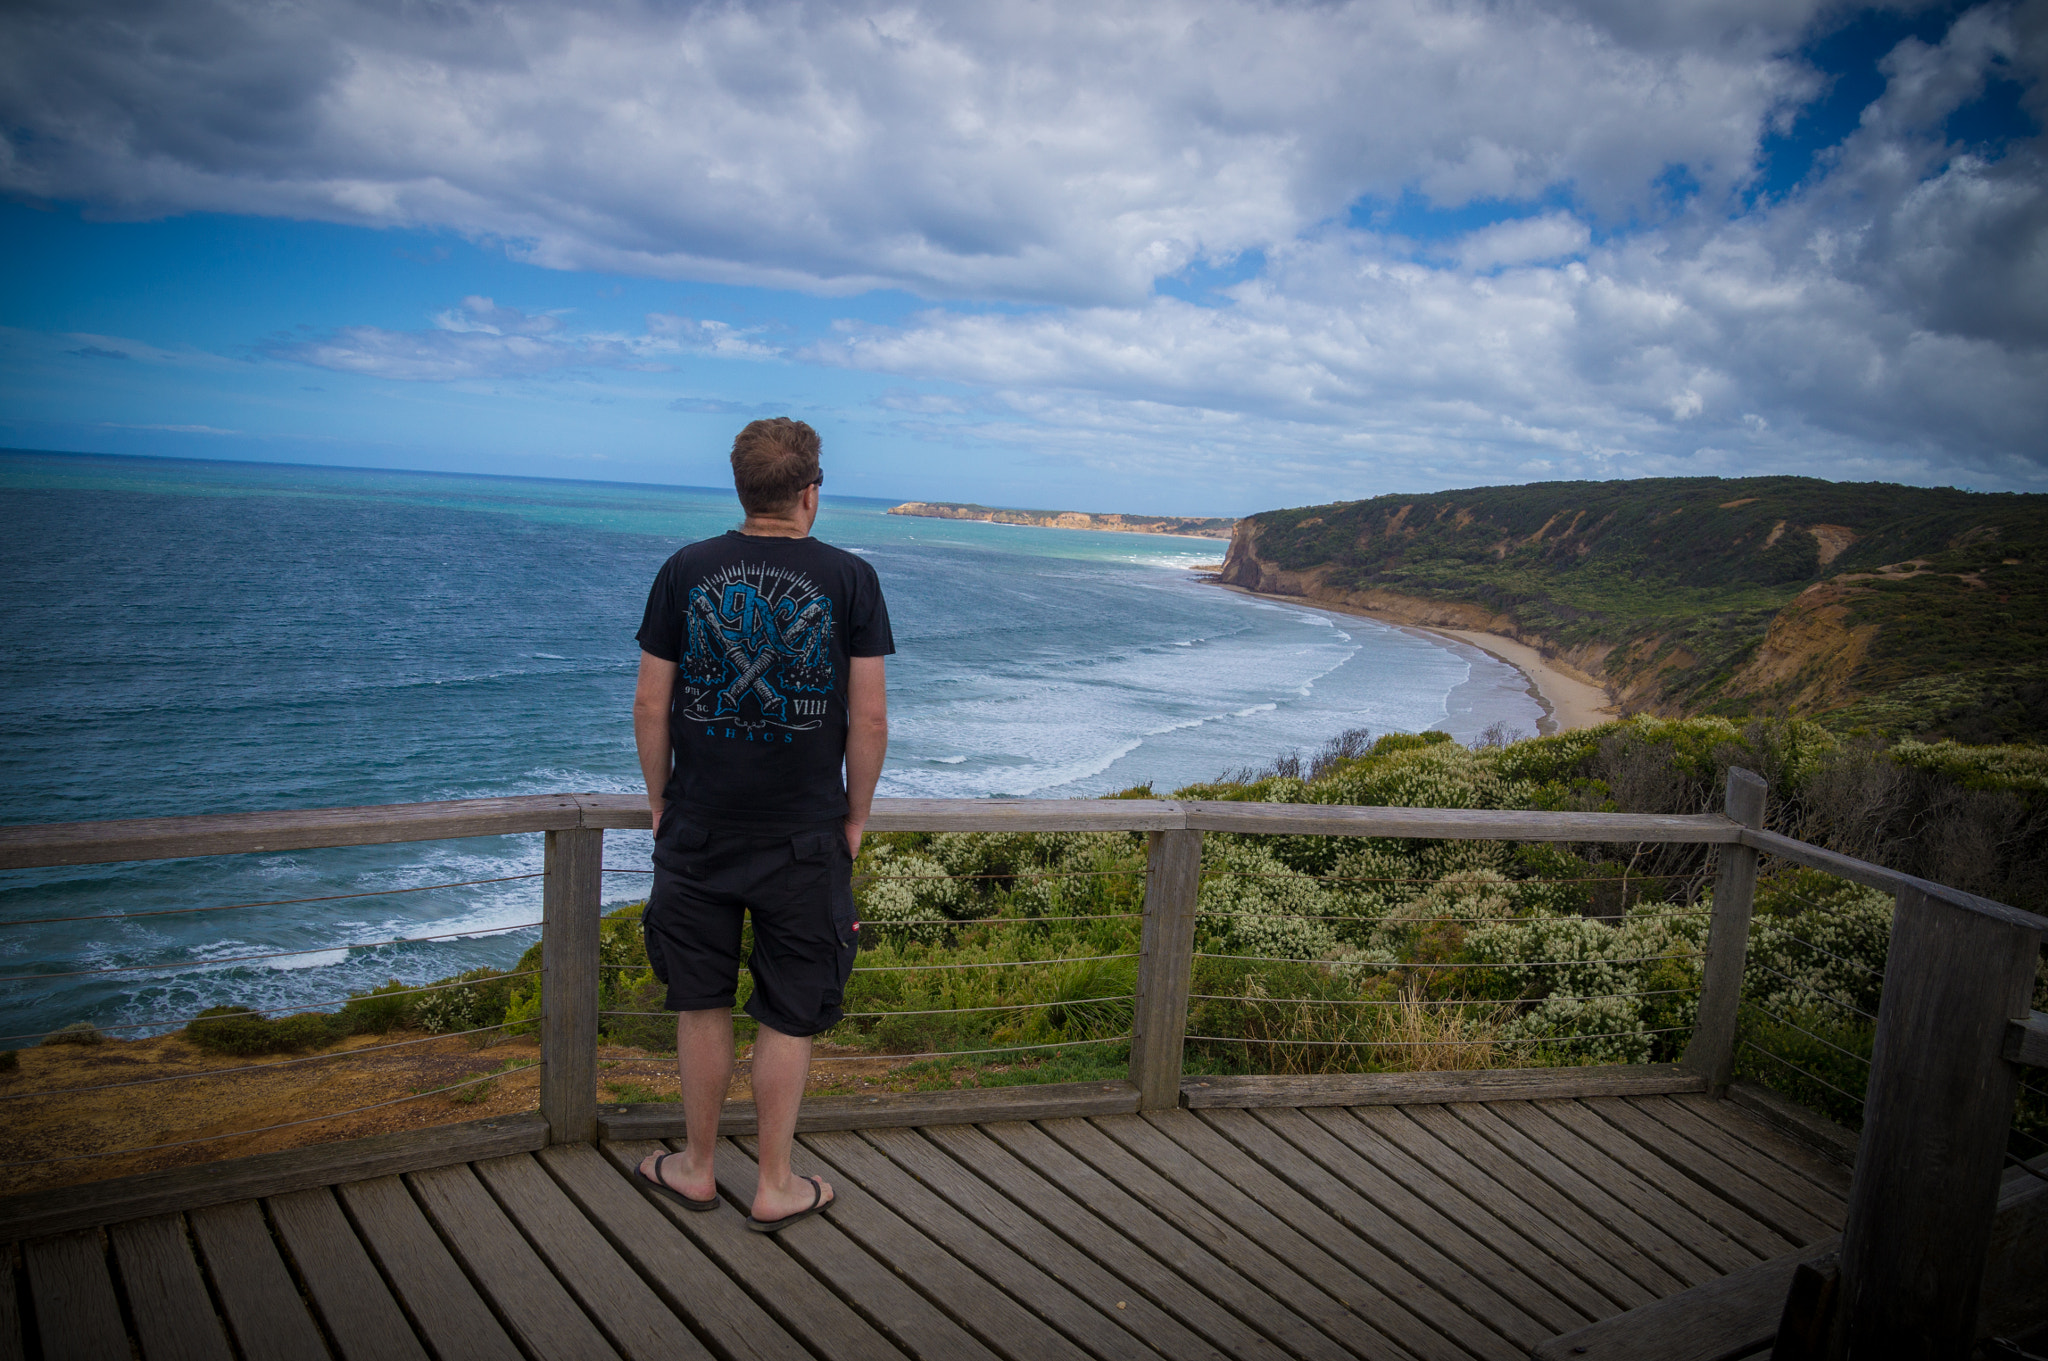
(843, 655, 887, 861)
(635, 651, 679, 835)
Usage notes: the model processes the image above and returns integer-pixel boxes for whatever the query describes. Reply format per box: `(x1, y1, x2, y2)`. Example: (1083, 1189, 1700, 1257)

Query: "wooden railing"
(3, 775, 2044, 1354)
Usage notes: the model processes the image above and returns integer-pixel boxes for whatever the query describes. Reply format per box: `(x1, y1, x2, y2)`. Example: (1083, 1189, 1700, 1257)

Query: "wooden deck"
(2, 1092, 1850, 1361)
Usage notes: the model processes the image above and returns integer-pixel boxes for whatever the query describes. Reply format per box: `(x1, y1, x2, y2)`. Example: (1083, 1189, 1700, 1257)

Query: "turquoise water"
(0, 450, 1542, 1039)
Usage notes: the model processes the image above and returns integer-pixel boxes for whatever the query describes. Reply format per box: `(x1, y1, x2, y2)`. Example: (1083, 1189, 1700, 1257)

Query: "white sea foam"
(532, 652, 567, 660)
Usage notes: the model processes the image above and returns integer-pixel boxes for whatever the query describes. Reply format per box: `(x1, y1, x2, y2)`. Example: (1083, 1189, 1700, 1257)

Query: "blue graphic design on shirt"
(678, 563, 834, 731)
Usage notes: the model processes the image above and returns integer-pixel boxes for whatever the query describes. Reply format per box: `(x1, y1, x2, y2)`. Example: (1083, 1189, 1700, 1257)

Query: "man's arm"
(634, 651, 678, 832)
(843, 654, 888, 857)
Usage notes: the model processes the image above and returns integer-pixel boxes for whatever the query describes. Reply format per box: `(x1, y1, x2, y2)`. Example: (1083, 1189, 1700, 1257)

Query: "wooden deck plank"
(0, 1252, 22, 1361)
(736, 1133, 1095, 1361)
(566, 1143, 848, 1361)
(1598, 1098, 1834, 1244)
(1040, 1114, 1431, 1361)
(21, 1231, 127, 1361)
(336, 1175, 524, 1361)
(406, 1163, 620, 1361)
(921, 1123, 1293, 1361)
(1274, 1105, 1603, 1329)
(1182, 1065, 1705, 1110)
(1454, 1103, 1721, 1288)
(1149, 1107, 1538, 1359)
(186, 1201, 332, 1361)
(1545, 1100, 1798, 1258)
(1397, 1105, 1682, 1303)
(702, 1137, 1001, 1361)
(975, 1121, 1353, 1361)
(861, 1126, 1227, 1361)
(602, 1080, 1139, 1141)
(805, 1129, 1165, 1361)
(471, 1153, 709, 1361)
(1632, 1097, 1847, 1230)
(1336, 1104, 1646, 1317)
(266, 1188, 427, 1361)
(1688, 1092, 1853, 1196)
(106, 1215, 233, 1361)
(1493, 1102, 1761, 1276)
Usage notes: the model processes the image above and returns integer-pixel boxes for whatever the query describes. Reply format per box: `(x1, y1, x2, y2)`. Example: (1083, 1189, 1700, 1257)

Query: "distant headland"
(888, 500, 1236, 539)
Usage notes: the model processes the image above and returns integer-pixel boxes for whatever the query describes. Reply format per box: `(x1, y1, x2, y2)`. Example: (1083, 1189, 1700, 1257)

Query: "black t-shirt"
(637, 530, 894, 823)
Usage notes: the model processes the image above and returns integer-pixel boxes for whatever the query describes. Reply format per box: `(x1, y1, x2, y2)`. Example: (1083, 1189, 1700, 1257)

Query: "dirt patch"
(0, 1030, 1002, 1198)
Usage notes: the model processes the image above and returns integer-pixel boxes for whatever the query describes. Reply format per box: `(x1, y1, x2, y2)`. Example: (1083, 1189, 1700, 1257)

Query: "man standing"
(631, 418, 892, 1232)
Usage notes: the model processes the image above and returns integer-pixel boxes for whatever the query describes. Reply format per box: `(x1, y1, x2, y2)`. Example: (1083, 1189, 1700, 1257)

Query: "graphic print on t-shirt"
(678, 562, 836, 731)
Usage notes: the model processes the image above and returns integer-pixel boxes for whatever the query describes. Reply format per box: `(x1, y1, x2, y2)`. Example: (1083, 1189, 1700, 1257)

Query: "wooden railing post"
(1828, 885, 2042, 1358)
(1682, 767, 1767, 1092)
(1130, 828, 1201, 1111)
(540, 826, 603, 1144)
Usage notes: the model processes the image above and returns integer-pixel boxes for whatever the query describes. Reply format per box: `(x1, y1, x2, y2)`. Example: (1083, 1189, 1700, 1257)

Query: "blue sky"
(3, 0, 2043, 514)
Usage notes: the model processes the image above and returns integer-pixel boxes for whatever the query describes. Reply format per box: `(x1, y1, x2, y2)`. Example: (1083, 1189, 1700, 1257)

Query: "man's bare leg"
(749, 1023, 834, 1221)
(637, 1007, 733, 1201)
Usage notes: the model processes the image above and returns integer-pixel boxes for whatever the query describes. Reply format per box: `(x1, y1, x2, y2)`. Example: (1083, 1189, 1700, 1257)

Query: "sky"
(1, 0, 2044, 515)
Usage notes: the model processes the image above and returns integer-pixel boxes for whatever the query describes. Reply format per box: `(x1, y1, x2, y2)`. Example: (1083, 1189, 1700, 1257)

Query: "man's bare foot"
(638, 1148, 716, 1205)
(751, 1169, 834, 1225)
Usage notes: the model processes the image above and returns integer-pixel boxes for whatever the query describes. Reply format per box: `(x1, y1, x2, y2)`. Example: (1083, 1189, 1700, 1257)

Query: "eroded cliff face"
(1218, 518, 1885, 717)
(1218, 522, 1618, 698)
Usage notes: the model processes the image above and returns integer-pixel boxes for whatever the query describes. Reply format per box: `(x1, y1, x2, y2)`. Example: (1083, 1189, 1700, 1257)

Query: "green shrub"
(41, 1021, 103, 1046)
(339, 980, 413, 1034)
(184, 1006, 349, 1056)
(0, 1049, 17, 1072)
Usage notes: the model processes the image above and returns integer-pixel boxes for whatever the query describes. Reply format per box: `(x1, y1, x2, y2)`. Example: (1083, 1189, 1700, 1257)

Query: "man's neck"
(737, 516, 809, 538)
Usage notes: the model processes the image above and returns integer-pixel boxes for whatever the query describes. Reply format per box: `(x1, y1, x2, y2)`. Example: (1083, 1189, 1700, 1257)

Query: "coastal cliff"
(1217, 476, 2048, 741)
(890, 501, 1235, 539)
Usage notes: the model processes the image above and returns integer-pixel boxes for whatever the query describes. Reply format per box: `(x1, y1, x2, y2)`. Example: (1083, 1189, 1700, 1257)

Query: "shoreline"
(1209, 581, 1617, 735)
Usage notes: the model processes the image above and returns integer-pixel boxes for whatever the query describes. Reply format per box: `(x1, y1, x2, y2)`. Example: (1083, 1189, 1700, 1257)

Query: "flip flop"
(638, 1151, 721, 1212)
(746, 1175, 833, 1234)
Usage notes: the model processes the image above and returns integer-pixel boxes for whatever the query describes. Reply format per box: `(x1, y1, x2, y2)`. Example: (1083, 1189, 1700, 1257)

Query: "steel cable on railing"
(1740, 1001, 1874, 1068)
(0, 920, 543, 983)
(851, 951, 1138, 973)
(1192, 949, 1700, 967)
(0, 968, 541, 1047)
(1759, 925, 1888, 980)
(600, 993, 1135, 1022)
(596, 1034, 1133, 1066)
(0, 1020, 526, 1101)
(1185, 1026, 1694, 1049)
(0, 872, 546, 928)
(600, 866, 1149, 880)
(1739, 1040, 1866, 1108)
(1187, 986, 1700, 1008)
(0, 1064, 525, 1170)
(1746, 960, 1878, 1022)
(1194, 907, 1711, 924)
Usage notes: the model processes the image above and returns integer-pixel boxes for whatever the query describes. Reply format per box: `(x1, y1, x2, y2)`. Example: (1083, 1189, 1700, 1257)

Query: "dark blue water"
(0, 451, 1541, 1039)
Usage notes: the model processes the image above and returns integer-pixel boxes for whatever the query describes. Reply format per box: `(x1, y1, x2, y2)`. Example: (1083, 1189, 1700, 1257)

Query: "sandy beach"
(1213, 583, 1616, 734)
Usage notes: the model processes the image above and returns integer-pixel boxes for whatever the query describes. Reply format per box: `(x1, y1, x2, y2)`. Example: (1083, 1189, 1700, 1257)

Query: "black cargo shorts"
(642, 812, 858, 1038)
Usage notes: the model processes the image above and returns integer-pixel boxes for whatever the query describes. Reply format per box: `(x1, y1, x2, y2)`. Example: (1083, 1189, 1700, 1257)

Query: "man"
(631, 417, 892, 1232)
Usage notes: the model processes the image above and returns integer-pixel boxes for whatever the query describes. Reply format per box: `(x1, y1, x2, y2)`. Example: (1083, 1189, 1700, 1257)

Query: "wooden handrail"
(0, 793, 1742, 869)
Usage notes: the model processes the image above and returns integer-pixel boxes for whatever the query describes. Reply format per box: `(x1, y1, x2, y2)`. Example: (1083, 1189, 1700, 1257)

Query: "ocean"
(0, 450, 1543, 1041)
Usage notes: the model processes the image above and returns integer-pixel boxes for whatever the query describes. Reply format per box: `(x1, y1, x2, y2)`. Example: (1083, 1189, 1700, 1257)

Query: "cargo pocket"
(653, 816, 710, 872)
(792, 829, 858, 949)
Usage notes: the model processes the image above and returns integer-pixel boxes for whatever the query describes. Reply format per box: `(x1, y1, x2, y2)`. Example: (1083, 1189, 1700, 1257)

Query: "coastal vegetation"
(19, 715, 2037, 1167)
(1218, 475, 2048, 743)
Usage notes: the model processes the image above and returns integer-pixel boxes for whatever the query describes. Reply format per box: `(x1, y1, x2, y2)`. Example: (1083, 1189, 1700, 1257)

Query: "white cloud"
(267, 300, 779, 379)
(1453, 213, 1593, 270)
(3, 0, 2042, 496)
(0, 0, 1820, 303)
